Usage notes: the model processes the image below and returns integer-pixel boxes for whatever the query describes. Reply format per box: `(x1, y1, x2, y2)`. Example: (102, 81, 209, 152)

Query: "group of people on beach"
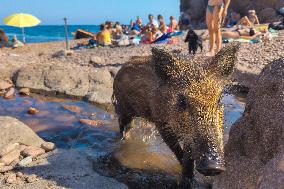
(0, 29, 24, 48)
(94, 14, 180, 47)
(1, 1, 284, 57)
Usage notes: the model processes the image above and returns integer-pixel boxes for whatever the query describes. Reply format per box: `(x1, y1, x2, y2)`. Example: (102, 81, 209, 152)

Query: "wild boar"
(113, 44, 239, 187)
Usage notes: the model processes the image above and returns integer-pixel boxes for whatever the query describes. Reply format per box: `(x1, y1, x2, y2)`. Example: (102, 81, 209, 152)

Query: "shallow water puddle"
(0, 92, 246, 177)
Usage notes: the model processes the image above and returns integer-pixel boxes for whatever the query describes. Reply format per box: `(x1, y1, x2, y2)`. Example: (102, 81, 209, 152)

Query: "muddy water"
(0, 92, 246, 188)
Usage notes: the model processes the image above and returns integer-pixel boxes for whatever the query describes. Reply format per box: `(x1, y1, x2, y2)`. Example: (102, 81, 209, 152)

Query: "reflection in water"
(0, 92, 246, 176)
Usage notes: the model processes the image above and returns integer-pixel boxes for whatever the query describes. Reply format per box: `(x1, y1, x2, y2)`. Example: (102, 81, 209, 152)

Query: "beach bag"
(118, 35, 130, 46)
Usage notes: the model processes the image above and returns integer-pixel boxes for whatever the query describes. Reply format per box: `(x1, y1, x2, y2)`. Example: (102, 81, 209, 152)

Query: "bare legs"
(206, 6, 223, 56)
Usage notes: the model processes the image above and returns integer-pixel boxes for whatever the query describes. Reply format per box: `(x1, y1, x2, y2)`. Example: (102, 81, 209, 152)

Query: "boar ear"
(209, 43, 240, 78)
(152, 47, 183, 81)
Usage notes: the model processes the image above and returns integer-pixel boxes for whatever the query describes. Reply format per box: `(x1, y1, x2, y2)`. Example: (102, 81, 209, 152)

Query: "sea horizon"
(0, 25, 101, 43)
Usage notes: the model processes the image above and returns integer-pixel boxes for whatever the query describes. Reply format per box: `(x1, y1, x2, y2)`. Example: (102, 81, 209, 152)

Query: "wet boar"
(113, 44, 239, 187)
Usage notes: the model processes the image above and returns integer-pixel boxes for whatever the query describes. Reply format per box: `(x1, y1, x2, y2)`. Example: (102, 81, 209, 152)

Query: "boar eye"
(177, 94, 187, 111)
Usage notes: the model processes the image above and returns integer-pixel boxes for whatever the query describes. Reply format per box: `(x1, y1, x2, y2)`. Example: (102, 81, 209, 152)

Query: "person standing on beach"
(206, 0, 231, 56)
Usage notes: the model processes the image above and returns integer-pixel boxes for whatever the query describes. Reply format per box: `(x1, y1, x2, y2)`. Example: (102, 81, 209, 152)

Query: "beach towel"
(223, 29, 278, 44)
(223, 38, 260, 44)
(153, 33, 171, 43)
(169, 31, 183, 37)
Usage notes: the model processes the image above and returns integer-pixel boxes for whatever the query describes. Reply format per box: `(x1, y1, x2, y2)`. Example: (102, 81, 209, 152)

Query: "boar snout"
(195, 152, 225, 176)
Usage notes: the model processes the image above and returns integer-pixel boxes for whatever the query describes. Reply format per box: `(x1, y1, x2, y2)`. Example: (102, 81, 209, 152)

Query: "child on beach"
(206, 0, 231, 56)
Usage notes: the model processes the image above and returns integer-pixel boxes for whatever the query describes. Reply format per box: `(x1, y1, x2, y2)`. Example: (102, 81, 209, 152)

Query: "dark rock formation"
(213, 58, 284, 188)
(180, 0, 284, 25)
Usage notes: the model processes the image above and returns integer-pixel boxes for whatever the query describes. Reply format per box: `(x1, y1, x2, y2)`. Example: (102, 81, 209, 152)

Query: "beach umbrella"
(3, 13, 41, 43)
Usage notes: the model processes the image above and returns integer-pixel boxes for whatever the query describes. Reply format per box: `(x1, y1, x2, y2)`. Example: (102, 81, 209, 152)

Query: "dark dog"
(184, 29, 203, 55)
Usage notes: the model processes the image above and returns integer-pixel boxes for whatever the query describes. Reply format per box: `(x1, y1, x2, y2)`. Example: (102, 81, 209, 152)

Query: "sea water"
(0, 25, 100, 43)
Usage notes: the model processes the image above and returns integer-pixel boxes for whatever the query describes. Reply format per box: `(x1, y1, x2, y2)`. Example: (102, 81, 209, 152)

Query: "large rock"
(213, 58, 284, 188)
(15, 65, 114, 104)
(0, 149, 128, 189)
(0, 80, 13, 90)
(0, 117, 44, 149)
(180, 0, 284, 24)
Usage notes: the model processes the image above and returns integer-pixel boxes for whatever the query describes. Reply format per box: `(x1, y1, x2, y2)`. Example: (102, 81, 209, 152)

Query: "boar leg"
(119, 114, 133, 140)
(180, 146, 195, 188)
(157, 125, 184, 164)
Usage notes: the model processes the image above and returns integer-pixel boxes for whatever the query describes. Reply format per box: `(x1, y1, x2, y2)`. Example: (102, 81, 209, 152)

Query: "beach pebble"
(28, 107, 40, 115)
(0, 162, 5, 167)
(4, 87, 15, 99)
(41, 142, 55, 152)
(16, 172, 23, 178)
(18, 156, 33, 167)
(6, 173, 17, 184)
(90, 56, 106, 66)
(53, 49, 73, 58)
(62, 105, 81, 113)
(21, 146, 45, 158)
(0, 143, 20, 157)
(26, 174, 37, 183)
(0, 90, 5, 96)
(9, 158, 20, 167)
(16, 145, 28, 152)
(0, 80, 13, 90)
(0, 166, 13, 173)
(19, 88, 30, 96)
(79, 119, 102, 127)
(0, 150, 21, 166)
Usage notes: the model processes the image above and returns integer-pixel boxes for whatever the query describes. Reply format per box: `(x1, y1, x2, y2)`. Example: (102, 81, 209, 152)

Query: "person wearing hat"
(248, 10, 260, 25)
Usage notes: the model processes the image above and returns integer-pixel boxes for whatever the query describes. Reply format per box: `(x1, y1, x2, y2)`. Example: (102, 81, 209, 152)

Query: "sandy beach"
(1, 30, 284, 91)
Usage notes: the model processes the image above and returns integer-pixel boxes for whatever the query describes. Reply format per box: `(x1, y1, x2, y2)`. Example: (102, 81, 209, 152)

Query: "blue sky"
(1, 0, 180, 25)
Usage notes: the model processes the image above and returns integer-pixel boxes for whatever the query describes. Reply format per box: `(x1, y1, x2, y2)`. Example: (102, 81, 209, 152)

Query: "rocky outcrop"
(180, 0, 284, 25)
(0, 117, 44, 148)
(0, 149, 128, 188)
(213, 58, 284, 188)
(15, 64, 114, 104)
(231, 0, 284, 23)
(0, 116, 127, 188)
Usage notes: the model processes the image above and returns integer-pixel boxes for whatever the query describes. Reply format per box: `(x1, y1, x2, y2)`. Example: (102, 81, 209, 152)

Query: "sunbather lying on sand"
(222, 28, 266, 40)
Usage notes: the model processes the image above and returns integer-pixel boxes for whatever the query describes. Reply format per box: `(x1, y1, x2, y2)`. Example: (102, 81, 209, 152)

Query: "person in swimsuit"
(222, 28, 264, 40)
(206, 0, 231, 56)
(158, 15, 168, 34)
(237, 16, 254, 27)
(169, 16, 179, 31)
